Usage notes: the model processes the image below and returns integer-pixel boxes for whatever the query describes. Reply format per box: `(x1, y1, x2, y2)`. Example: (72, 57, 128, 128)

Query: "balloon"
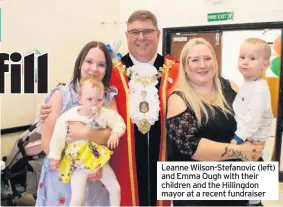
(112, 40, 122, 56)
(113, 53, 123, 60)
(106, 44, 113, 56)
(270, 56, 281, 77)
(106, 43, 123, 60)
(274, 36, 281, 56)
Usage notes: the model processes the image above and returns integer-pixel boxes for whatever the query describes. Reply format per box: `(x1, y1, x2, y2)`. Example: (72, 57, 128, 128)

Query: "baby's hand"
(107, 132, 120, 149)
(230, 139, 237, 145)
(50, 159, 60, 171)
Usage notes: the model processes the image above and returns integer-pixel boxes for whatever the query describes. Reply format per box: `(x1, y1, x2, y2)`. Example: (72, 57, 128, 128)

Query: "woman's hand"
(87, 168, 102, 182)
(66, 121, 90, 143)
(40, 103, 52, 122)
(252, 140, 265, 147)
(239, 141, 264, 161)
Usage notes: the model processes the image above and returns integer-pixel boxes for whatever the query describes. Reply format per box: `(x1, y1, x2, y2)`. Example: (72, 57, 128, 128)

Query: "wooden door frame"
(162, 21, 283, 182)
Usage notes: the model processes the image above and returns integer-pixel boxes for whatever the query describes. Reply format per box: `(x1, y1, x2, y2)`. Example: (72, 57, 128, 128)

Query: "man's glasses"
(127, 29, 156, 38)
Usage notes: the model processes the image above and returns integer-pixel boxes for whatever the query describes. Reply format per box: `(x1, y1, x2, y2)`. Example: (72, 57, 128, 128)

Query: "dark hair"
(70, 41, 112, 91)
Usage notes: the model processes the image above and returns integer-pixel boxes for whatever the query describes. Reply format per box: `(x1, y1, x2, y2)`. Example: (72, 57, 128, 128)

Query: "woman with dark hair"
(36, 41, 117, 206)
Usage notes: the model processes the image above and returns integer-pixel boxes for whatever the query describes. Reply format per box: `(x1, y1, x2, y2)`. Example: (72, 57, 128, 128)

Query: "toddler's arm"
(103, 109, 126, 149)
(48, 115, 68, 160)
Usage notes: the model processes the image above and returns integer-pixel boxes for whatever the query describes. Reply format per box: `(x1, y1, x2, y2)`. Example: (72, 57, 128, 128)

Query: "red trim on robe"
(109, 59, 180, 206)
(109, 67, 138, 206)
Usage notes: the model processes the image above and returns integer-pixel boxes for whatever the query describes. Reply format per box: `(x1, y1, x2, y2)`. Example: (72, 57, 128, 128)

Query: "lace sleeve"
(166, 109, 200, 158)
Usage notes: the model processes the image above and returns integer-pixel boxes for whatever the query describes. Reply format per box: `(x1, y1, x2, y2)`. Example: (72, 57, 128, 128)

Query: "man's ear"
(157, 29, 161, 41)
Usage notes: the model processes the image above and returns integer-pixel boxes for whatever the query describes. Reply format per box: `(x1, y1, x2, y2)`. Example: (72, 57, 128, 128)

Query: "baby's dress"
(59, 120, 112, 183)
(36, 84, 118, 206)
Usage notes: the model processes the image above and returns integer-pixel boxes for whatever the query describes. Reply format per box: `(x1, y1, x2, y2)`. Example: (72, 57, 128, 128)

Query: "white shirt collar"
(129, 53, 157, 65)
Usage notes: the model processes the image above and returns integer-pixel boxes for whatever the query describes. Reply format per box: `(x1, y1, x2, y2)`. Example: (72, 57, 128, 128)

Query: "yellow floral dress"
(58, 121, 112, 183)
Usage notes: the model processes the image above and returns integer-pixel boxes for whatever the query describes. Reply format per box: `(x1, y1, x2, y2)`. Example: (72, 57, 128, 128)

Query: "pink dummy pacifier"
(91, 106, 98, 117)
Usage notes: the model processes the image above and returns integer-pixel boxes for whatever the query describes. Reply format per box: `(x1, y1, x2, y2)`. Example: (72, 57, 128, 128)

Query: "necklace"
(113, 59, 173, 83)
(113, 59, 174, 134)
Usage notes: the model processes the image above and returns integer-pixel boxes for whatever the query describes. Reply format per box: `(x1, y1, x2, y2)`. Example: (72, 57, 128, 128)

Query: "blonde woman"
(166, 38, 264, 206)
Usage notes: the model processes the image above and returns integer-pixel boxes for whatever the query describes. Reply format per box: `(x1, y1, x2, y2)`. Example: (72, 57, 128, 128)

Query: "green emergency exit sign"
(207, 12, 234, 22)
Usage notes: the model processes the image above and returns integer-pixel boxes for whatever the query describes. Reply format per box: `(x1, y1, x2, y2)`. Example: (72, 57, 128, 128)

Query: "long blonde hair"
(177, 38, 233, 126)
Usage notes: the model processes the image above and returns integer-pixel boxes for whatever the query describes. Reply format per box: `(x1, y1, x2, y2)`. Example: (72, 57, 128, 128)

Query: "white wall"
(119, 0, 283, 54)
(2, 0, 283, 128)
(221, 30, 281, 86)
(1, 0, 121, 129)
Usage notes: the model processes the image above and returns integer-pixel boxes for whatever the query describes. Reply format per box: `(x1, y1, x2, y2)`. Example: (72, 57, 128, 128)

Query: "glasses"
(127, 29, 156, 38)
